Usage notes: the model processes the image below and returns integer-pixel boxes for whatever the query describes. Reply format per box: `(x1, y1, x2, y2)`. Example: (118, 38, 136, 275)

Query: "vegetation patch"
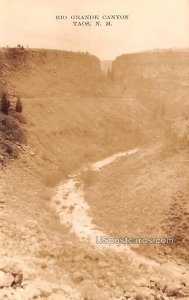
(0, 90, 26, 163)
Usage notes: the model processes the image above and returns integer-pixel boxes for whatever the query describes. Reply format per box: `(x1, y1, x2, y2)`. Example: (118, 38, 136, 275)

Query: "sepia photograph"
(0, 0, 189, 299)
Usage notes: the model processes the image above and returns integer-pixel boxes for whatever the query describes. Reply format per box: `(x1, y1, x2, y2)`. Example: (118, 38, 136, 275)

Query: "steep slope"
(111, 49, 189, 119)
(0, 47, 152, 185)
(0, 48, 115, 97)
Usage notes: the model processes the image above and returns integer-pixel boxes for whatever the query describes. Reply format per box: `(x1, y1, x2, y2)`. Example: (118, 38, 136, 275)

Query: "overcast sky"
(0, 0, 189, 59)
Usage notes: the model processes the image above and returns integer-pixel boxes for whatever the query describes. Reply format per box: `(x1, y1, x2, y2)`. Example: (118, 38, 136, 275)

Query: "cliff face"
(0, 47, 149, 180)
(1, 48, 188, 176)
(111, 50, 189, 118)
(0, 48, 115, 97)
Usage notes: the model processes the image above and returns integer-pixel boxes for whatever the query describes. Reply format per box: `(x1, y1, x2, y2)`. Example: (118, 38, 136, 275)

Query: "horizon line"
(0, 45, 189, 61)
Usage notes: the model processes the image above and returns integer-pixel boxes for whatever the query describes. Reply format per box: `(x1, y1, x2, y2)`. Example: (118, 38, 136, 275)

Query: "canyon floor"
(0, 135, 189, 299)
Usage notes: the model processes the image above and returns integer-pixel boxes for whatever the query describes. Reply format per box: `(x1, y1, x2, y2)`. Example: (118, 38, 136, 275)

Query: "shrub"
(0, 116, 26, 143)
(16, 97, 23, 113)
(0, 91, 10, 114)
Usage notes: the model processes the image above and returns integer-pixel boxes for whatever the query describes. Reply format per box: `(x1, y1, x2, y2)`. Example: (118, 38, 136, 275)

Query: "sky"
(0, 0, 189, 59)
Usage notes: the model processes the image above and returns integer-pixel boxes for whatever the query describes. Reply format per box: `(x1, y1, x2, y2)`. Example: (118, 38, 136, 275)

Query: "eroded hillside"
(0, 48, 116, 97)
(0, 47, 152, 183)
(111, 50, 189, 119)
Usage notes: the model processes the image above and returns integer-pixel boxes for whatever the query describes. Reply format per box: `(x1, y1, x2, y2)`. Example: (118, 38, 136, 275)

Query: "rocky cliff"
(0, 48, 115, 97)
(111, 50, 189, 118)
